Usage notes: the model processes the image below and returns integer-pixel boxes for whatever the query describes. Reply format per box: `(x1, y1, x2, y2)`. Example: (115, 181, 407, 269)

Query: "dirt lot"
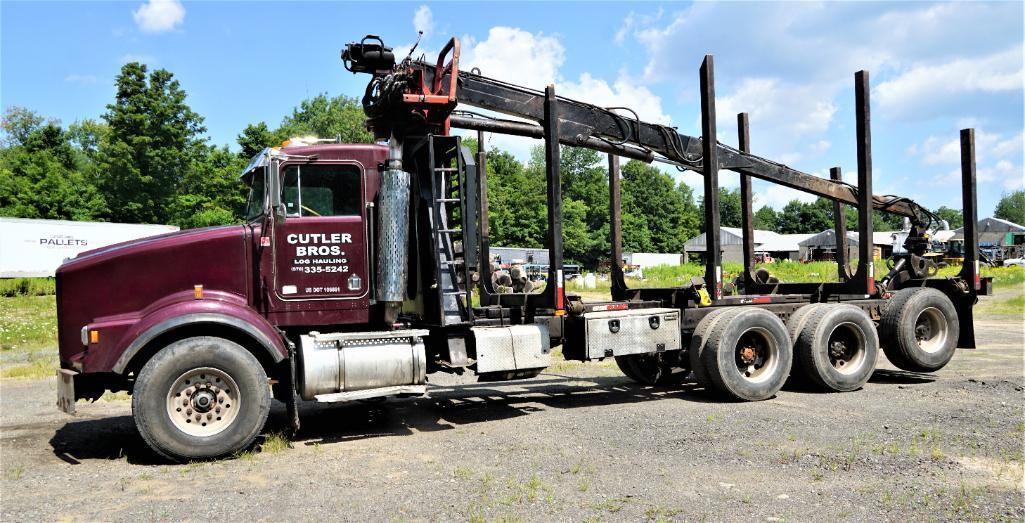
(1, 305, 1022, 521)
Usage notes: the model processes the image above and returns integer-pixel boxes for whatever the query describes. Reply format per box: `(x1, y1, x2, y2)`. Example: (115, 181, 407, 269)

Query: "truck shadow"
(284, 374, 742, 448)
(49, 369, 938, 463)
(868, 369, 937, 385)
(50, 415, 163, 465)
(48, 374, 713, 463)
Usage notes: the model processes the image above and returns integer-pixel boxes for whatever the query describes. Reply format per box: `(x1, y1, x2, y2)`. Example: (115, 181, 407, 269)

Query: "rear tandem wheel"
(879, 288, 960, 372)
(695, 308, 793, 401)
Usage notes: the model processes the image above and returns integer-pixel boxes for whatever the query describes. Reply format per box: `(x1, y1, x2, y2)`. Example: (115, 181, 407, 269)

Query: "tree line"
(3, 62, 1023, 267)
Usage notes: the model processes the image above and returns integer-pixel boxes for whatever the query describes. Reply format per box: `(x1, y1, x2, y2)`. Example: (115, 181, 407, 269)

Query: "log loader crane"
(53, 34, 990, 461)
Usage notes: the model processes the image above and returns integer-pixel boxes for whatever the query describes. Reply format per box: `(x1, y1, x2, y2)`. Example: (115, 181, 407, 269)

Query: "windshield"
(244, 168, 266, 221)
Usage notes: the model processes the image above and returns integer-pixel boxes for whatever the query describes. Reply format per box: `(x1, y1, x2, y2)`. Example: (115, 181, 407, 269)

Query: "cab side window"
(281, 164, 362, 217)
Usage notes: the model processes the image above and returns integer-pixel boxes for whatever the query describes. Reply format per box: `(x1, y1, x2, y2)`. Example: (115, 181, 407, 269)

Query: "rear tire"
(132, 336, 271, 462)
(879, 288, 959, 372)
(618, 352, 686, 385)
(688, 308, 734, 389)
(785, 303, 825, 385)
(614, 355, 645, 382)
(701, 308, 793, 401)
(794, 305, 879, 392)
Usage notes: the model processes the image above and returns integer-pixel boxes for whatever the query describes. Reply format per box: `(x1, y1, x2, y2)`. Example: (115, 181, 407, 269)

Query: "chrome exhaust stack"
(376, 134, 410, 324)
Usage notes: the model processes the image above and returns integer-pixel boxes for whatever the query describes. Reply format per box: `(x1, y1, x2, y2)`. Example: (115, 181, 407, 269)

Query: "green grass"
(0, 295, 57, 352)
(0, 277, 56, 297)
(1, 295, 58, 379)
(259, 432, 291, 454)
(976, 294, 1025, 315)
(568, 261, 1025, 292)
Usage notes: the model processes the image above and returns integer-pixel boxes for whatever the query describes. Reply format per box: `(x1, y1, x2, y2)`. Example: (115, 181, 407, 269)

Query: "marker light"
(194, 285, 204, 299)
(90, 330, 99, 344)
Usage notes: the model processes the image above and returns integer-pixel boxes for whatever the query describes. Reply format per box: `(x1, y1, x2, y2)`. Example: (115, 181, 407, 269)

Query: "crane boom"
(344, 35, 935, 226)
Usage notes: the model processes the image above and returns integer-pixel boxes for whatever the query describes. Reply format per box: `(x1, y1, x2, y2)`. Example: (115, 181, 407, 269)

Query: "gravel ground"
(1, 310, 1022, 522)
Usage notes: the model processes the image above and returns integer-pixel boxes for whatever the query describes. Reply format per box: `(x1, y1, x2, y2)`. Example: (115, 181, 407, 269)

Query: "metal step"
(313, 385, 427, 403)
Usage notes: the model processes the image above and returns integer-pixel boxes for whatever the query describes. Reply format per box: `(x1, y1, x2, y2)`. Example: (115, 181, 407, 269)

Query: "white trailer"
(0, 218, 178, 278)
(623, 252, 684, 268)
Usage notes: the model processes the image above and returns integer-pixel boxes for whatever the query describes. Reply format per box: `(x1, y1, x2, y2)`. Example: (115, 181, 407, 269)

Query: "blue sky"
(2, 1, 1022, 218)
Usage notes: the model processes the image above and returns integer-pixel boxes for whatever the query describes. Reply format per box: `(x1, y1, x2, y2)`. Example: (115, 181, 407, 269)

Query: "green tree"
(676, 182, 701, 243)
(0, 122, 107, 220)
(169, 145, 248, 228)
(753, 205, 778, 231)
(698, 187, 743, 230)
(97, 63, 206, 223)
(237, 121, 277, 160)
(66, 119, 108, 160)
(277, 94, 373, 144)
(776, 198, 832, 234)
(933, 205, 963, 229)
(621, 160, 689, 254)
(841, 206, 909, 232)
(994, 190, 1025, 225)
(486, 148, 547, 248)
(1, 106, 52, 146)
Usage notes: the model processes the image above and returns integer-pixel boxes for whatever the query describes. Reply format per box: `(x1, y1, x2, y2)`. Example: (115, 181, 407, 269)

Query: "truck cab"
(54, 138, 587, 461)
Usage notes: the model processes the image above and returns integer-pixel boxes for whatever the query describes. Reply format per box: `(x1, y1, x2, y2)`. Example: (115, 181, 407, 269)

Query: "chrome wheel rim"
(166, 367, 240, 437)
(915, 307, 948, 354)
(826, 322, 866, 375)
(734, 327, 779, 383)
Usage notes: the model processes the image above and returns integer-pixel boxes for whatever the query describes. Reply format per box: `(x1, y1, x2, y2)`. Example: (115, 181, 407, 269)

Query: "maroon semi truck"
(55, 35, 989, 461)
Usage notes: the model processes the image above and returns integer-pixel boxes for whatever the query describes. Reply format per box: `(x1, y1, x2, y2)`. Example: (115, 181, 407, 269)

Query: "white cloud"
(460, 27, 564, 87)
(875, 46, 1023, 119)
(715, 77, 837, 163)
(918, 130, 1024, 191)
(453, 27, 566, 160)
(64, 74, 97, 85)
(615, 9, 663, 45)
(754, 183, 818, 210)
(413, 5, 434, 37)
(455, 27, 675, 164)
(561, 71, 671, 125)
(913, 130, 1023, 166)
(133, 0, 184, 34)
(619, 0, 1024, 194)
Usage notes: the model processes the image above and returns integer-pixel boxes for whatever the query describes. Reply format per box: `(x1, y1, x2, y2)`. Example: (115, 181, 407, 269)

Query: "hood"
(62, 225, 242, 271)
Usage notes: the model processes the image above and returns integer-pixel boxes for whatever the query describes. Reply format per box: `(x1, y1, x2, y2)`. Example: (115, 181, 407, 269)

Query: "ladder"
(428, 135, 472, 325)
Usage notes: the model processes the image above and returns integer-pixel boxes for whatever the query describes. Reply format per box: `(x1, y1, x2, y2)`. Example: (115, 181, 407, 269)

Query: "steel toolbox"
(563, 308, 682, 361)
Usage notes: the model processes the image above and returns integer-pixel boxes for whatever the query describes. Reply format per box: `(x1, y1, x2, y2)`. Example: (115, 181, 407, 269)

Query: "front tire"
(132, 336, 271, 462)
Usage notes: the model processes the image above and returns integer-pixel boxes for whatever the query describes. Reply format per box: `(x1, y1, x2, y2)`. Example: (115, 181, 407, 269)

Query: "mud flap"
(57, 369, 77, 414)
(955, 297, 976, 349)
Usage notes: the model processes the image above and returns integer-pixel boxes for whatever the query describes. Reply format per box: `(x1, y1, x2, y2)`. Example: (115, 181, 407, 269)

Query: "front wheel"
(132, 336, 271, 462)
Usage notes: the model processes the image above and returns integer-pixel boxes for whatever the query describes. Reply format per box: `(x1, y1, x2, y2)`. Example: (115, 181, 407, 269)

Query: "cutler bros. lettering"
(287, 232, 352, 256)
